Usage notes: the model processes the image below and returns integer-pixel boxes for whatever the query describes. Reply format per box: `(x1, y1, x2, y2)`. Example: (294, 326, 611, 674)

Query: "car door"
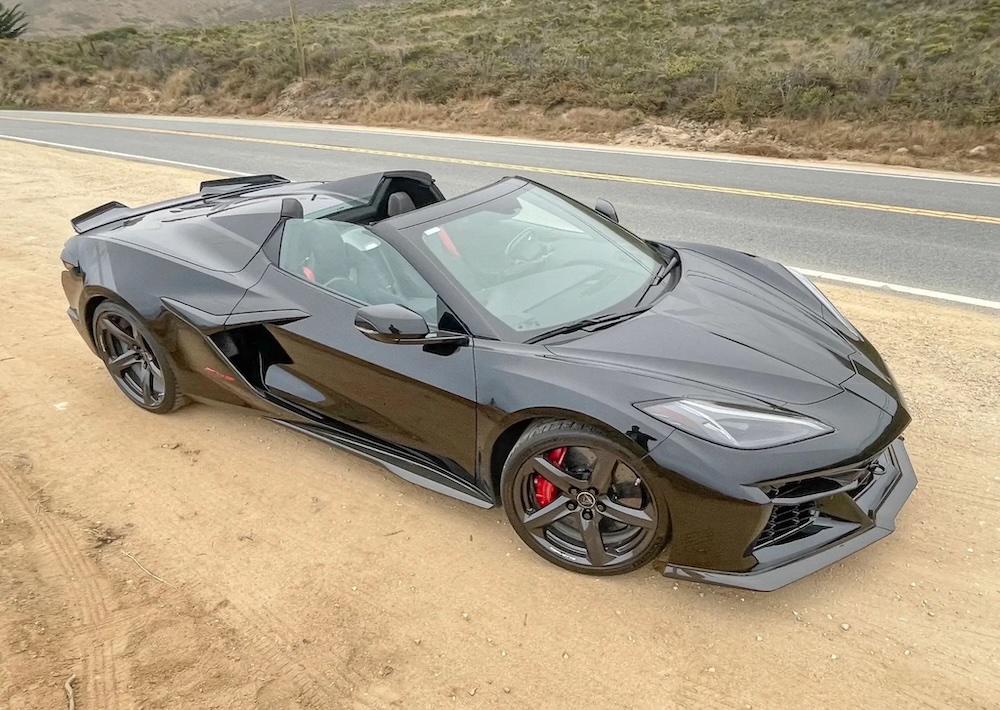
(236, 218, 478, 479)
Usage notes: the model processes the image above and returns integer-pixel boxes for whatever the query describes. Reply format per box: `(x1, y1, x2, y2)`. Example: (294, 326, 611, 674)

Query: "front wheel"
(92, 301, 185, 414)
(500, 420, 669, 576)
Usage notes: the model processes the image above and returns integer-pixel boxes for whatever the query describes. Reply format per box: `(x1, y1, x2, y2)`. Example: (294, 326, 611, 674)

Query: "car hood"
(545, 249, 864, 406)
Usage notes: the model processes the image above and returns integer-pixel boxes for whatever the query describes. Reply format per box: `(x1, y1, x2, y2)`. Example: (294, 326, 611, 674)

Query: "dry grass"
(16, 0, 404, 36)
(316, 100, 1000, 172)
(2, 0, 999, 172)
(308, 98, 642, 140)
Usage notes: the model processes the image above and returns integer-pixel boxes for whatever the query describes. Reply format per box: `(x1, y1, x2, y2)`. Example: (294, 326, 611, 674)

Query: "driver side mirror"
(355, 303, 468, 346)
(594, 198, 619, 223)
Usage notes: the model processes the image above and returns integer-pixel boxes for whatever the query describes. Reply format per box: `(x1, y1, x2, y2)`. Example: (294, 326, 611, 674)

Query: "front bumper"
(660, 438, 917, 591)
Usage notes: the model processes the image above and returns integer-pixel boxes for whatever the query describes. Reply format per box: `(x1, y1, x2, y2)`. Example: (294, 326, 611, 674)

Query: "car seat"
(298, 221, 363, 301)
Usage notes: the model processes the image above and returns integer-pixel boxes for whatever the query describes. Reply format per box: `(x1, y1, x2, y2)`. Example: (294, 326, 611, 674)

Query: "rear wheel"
(92, 301, 184, 414)
(500, 420, 669, 576)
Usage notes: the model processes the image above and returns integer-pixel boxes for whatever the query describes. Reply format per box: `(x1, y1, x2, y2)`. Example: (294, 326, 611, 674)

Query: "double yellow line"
(8, 115, 1000, 226)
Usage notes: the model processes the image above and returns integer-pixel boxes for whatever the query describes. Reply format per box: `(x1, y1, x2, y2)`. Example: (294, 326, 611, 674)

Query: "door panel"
(240, 265, 478, 476)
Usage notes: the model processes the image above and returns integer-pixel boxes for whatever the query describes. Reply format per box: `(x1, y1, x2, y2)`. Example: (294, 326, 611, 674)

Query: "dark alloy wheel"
(92, 301, 184, 414)
(501, 420, 669, 576)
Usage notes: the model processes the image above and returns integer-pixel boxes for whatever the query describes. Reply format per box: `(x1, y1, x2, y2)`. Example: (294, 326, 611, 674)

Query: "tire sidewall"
(500, 422, 670, 576)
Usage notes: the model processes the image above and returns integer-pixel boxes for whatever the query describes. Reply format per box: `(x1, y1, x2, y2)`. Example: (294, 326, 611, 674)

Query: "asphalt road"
(1, 110, 998, 303)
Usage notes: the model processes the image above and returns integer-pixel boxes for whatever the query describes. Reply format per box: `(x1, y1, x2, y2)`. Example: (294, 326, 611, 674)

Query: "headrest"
(387, 192, 416, 217)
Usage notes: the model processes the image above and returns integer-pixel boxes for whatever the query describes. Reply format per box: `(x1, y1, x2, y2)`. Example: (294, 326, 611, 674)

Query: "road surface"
(0, 109, 998, 305)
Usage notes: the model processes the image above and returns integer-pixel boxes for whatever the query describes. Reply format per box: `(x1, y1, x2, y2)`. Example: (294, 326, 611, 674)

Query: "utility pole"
(288, 0, 307, 78)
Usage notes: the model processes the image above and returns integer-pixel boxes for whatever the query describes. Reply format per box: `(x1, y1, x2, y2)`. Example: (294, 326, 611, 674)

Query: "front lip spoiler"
(660, 438, 917, 592)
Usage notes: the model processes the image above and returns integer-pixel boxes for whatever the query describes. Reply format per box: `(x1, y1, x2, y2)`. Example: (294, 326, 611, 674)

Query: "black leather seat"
(297, 222, 362, 300)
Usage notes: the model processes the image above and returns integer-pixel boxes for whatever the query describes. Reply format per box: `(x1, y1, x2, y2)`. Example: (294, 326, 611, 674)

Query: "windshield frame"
(393, 180, 668, 344)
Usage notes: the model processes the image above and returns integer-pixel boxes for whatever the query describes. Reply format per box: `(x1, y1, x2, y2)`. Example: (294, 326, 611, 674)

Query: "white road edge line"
(4, 111, 1000, 187)
(2, 132, 995, 311)
(0, 134, 248, 176)
(793, 267, 1000, 311)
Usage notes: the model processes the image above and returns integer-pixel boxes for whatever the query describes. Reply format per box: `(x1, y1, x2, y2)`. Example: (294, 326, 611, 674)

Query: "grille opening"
(762, 460, 880, 505)
(768, 476, 845, 502)
(753, 450, 890, 550)
(756, 500, 818, 548)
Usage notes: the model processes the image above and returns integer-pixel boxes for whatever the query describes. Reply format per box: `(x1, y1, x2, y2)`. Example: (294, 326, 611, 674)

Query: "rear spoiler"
(199, 174, 289, 196)
(70, 201, 132, 234)
(70, 174, 290, 234)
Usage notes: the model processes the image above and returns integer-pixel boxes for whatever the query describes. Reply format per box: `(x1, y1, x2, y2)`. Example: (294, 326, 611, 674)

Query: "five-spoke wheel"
(501, 420, 668, 575)
(92, 302, 183, 414)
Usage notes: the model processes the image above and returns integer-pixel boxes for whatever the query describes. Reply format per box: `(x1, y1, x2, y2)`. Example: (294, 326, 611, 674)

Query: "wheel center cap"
(576, 491, 597, 509)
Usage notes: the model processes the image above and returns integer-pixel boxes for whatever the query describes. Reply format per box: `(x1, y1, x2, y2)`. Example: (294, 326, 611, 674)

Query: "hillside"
(15, 0, 399, 36)
(2, 0, 998, 170)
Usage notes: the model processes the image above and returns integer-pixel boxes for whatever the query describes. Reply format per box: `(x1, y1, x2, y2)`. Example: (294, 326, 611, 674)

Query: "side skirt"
(272, 420, 495, 509)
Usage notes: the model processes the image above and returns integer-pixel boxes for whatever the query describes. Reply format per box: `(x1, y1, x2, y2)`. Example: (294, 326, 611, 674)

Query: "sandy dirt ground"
(0, 140, 998, 710)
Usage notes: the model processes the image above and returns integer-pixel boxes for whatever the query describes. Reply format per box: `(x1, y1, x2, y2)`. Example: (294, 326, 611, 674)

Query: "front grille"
(753, 448, 890, 550)
(754, 451, 890, 549)
(756, 499, 818, 548)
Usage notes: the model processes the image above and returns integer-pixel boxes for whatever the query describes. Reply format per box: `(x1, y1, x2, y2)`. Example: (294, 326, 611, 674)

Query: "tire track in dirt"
(2, 339, 375, 707)
(61, 421, 378, 708)
(221, 602, 341, 708)
(190, 539, 388, 706)
(0, 451, 121, 710)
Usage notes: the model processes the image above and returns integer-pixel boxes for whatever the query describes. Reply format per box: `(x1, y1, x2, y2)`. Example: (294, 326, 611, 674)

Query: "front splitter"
(660, 438, 918, 592)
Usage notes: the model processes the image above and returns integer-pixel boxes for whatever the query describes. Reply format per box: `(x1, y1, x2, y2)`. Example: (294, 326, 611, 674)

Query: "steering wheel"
(322, 276, 355, 291)
(504, 227, 546, 264)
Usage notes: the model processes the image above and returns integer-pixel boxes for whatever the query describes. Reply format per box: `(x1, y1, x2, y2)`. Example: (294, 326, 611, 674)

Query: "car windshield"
(405, 184, 664, 340)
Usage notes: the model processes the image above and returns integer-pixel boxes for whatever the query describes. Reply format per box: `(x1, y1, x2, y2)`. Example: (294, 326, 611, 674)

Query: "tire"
(92, 301, 185, 414)
(500, 419, 669, 576)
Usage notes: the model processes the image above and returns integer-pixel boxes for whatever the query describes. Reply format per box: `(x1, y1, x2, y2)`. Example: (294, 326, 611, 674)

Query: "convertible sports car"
(60, 169, 917, 591)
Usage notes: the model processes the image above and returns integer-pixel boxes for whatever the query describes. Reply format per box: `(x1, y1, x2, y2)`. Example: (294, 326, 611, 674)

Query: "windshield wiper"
(526, 307, 649, 344)
(634, 254, 680, 307)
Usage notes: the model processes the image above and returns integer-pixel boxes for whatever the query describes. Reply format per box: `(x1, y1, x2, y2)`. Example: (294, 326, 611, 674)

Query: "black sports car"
(60, 170, 917, 591)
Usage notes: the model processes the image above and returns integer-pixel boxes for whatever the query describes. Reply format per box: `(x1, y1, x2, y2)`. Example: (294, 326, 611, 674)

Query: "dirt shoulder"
(1, 140, 998, 709)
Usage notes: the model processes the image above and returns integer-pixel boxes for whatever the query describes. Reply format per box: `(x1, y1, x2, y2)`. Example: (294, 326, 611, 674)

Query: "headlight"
(788, 268, 861, 339)
(640, 399, 833, 449)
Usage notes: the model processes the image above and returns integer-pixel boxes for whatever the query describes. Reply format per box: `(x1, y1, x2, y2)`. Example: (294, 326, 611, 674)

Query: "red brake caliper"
(534, 447, 566, 507)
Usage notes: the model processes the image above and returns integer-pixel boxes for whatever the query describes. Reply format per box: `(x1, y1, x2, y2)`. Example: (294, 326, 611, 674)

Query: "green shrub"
(0, 2, 28, 39)
(923, 42, 954, 60)
(83, 26, 140, 42)
(969, 21, 993, 39)
(796, 86, 834, 116)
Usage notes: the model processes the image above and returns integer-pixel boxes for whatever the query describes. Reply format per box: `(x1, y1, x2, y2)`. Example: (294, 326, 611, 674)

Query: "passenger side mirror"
(355, 304, 468, 346)
(594, 198, 619, 223)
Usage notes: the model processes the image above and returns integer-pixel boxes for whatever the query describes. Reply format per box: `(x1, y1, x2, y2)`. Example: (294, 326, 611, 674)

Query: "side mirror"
(355, 303, 468, 346)
(355, 303, 429, 343)
(594, 198, 619, 224)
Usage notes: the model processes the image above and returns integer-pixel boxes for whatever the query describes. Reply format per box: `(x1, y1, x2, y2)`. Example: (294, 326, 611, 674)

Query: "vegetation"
(0, 0, 997, 167)
(0, 3, 28, 39)
(12, 0, 402, 37)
